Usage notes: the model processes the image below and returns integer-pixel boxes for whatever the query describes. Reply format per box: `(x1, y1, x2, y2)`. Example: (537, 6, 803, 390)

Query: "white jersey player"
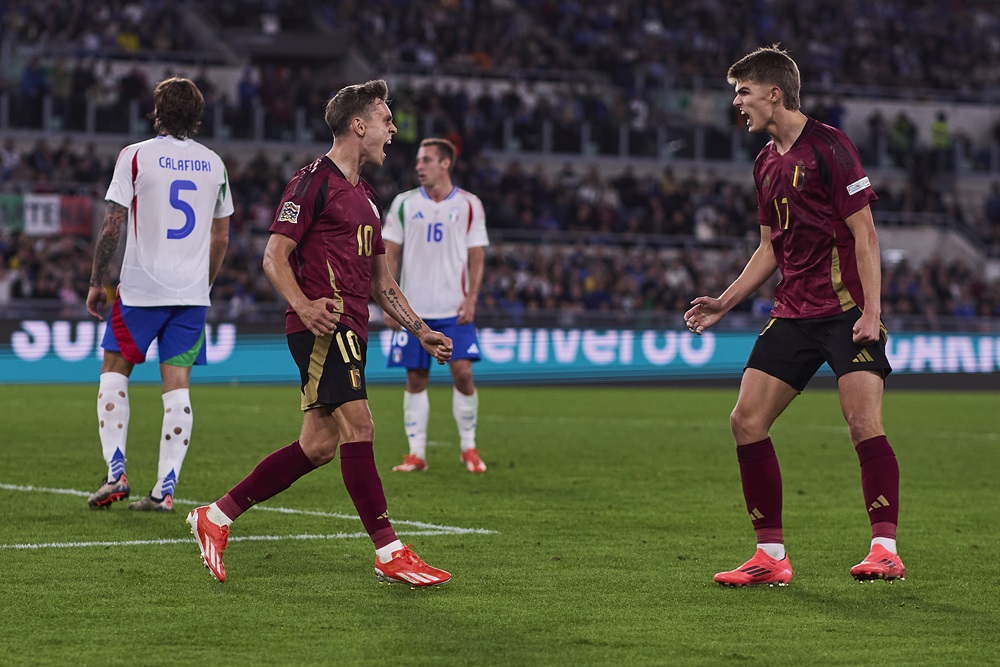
(107, 137, 231, 306)
(383, 138, 489, 473)
(85, 77, 232, 512)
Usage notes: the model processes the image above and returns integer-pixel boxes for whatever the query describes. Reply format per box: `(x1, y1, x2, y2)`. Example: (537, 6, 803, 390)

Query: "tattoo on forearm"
(382, 287, 424, 333)
(90, 202, 127, 286)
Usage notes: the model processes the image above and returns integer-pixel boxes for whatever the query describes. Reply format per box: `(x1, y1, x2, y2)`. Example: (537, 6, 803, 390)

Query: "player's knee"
(845, 415, 883, 445)
(453, 373, 474, 394)
(730, 407, 765, 442)
(339, 421, 375, 444)
(301, 438, 338, 466)
(405, 369, 429, 393)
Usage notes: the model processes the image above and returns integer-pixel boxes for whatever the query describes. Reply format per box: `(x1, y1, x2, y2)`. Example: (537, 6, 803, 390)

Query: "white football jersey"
(383, 186, 489, 319)
(105, 135, 234, 306)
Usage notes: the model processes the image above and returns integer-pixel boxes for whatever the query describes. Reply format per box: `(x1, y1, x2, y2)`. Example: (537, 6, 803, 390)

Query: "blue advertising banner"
(0, 320, 998, 384)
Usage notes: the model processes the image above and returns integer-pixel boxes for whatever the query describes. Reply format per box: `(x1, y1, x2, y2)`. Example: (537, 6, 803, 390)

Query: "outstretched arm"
(86, 201, 128, 321)
(381, 240, 403, 330)
(684, 226, 778, 334)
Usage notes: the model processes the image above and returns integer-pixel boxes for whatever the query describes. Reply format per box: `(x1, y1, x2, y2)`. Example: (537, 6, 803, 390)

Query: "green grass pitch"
(1, 383, 997, 666)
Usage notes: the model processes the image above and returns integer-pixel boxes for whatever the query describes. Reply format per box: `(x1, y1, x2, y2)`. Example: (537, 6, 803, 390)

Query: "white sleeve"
(467, 194, 489, 248)
(382, 194, 405, 244)
(105, 146, 137, 207)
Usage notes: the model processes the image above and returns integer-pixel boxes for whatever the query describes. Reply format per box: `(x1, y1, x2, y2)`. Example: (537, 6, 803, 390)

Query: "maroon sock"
(216, 440, 317, 521)
(340, 441, 397, 549)
(855, 435, 899, 539)
(737, 438, 784, 544)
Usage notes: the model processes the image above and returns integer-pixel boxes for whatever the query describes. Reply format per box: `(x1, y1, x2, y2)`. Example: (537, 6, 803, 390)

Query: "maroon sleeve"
(824, 129, 877, 220)
(270, 166, 322, 242)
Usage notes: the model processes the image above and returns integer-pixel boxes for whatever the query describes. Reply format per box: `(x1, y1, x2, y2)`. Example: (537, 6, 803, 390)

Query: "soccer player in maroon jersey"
(684, 46, 904, 586)
(187, 80, 454, 587)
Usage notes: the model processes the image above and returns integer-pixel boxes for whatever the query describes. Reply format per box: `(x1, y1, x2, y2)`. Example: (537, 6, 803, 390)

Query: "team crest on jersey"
(277, 201, 300, 223)
(791, 163, 806, 189)
(448, 207, 461, 223)
(762, 174, 771, 189)
(348, 364, 362, 390)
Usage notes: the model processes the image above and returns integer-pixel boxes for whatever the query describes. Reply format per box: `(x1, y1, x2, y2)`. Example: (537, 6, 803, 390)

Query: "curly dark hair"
(149, 77, 204, 139)
(324, 79, 389, 138)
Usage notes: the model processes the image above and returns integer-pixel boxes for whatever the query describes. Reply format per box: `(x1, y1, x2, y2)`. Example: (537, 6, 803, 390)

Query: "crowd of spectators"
(2, 0, 999, 323)
(0, 0, 194, 68)
(7, 0, 1000, 99)
(339, 0, 1000, 99)
(1, 137, 998, 326)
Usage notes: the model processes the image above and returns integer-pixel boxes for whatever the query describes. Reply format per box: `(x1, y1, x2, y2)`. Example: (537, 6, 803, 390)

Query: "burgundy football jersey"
(269, 156, 386, 340)
(754, 119, 878, 318)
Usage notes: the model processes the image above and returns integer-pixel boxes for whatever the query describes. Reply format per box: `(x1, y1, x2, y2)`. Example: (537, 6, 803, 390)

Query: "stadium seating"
(0, 0, 998, 329)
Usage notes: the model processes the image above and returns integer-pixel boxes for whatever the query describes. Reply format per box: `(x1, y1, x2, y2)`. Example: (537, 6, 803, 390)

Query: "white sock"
(207, 502, 232, 527)
(758, 543, 786, 560)
(452, 387, 479, 452)
(376, 539, 405, 563)
(872, 537, 897, 554)
(403, 389, 429, 459)
(97, 372, 130, 480)
(153, 388, 192, 499)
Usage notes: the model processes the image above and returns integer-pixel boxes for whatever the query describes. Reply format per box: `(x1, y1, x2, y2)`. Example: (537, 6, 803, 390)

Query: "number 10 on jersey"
(357, 224, 374, 256)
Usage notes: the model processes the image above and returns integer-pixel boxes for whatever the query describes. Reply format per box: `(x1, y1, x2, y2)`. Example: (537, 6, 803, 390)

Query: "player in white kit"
(383, 138, 489, 473)
(85, 77, 232, 511)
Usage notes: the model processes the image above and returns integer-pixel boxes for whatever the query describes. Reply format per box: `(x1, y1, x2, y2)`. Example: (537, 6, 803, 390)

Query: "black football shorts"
(745, 306, 892, 391)
(288, 324, 368, 412)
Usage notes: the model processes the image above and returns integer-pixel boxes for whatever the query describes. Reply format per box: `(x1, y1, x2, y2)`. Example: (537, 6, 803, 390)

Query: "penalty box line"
(0, 482, 495, 551)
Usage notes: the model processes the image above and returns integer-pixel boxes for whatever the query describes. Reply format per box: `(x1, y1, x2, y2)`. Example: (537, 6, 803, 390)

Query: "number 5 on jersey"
(168, 179, 197, 239)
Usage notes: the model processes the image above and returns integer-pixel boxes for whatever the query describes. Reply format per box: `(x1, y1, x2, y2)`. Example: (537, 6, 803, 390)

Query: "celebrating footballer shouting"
(187, 80, 454, 587)
(684, 46, 905, 587)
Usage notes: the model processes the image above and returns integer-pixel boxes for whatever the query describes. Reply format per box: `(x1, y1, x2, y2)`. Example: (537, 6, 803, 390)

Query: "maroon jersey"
(755, 118, 877, 318)
(269, 156, 386, 340)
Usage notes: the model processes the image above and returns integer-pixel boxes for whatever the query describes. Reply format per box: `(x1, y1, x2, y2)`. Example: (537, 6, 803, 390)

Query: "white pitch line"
(1, 530, 460, 551)
(0, 482, 496, 536)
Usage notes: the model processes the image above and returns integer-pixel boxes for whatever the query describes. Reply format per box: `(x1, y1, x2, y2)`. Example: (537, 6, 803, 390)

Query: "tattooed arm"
(86, 201, 128, 321)
(371, 255, 453, 363)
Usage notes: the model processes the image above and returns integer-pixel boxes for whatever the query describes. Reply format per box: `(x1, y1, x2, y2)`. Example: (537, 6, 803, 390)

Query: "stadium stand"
(0, 0, 998, 332)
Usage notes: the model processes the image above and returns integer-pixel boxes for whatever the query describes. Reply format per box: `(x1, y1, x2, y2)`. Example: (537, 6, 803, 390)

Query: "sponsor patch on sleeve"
(846, 176, 871, 196)
(277, 201, 301, 223)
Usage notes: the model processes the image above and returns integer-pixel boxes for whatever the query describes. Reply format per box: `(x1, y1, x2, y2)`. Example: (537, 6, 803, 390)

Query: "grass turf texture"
(0, 384, 997, 666)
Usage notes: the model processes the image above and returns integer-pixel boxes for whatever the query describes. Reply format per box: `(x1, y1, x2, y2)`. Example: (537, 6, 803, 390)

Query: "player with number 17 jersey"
(753, 118, 877, 319)
(106, 135, 233, 306)
(269, 156, 386, 340)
